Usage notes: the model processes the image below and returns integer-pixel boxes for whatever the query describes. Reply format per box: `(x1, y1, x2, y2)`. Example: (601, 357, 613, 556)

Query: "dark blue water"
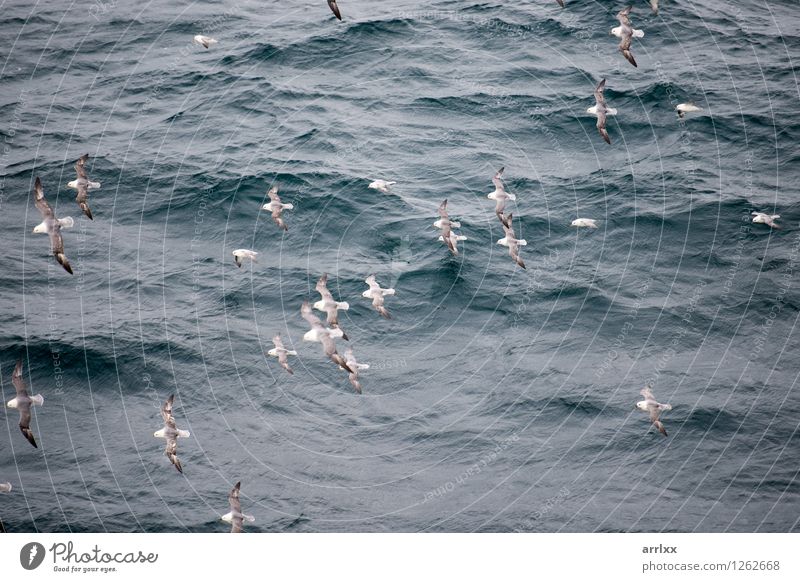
(1, 0, 799, 532)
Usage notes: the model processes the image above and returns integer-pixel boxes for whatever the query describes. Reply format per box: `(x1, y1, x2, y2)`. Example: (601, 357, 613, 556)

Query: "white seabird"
(221, 481, 255, 533)
(362, 274, 396, 319)
(435, 199, 467, 256)
(587, 78, 617, 145)
(232, 249, 258, 268)
(313, 273, 350, 339)
(636, 385, 672, 437)
(676, 103, 703, 119)
(497, 213, 527, 269)
(614, 6, 640, 67)
(7, 359, 44, 448)
(0, 483, 11, 493)
(261, 186, 293, 231)
(571, 218, 599, 228)
(153, 395, 190, 474)
(342, 347, 369, 394)
(752, 211, 780, 229)
(267, 334, 297, 375)
(487, 167, 516, 219)
(368, 179, 396, 193)
(301, 301, 353, 372)
(193, 35, 218, 49)
(67, 153, 100, 220)
(611, 14, 645, 41)
(32, 177, 75, 274)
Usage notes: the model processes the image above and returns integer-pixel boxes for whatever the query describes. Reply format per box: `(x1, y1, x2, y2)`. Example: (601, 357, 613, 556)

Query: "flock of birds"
(1, 1, 783, 532)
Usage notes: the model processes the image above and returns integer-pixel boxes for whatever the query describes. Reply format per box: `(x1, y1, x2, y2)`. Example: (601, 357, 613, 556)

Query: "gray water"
(1, 0, 799, 532)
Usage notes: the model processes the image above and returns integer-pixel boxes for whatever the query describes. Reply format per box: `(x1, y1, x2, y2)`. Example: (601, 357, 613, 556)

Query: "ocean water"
(1, 0, 799, 533)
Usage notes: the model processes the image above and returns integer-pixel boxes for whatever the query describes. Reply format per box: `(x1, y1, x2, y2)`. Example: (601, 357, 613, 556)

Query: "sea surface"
(1, 0, 799, 532)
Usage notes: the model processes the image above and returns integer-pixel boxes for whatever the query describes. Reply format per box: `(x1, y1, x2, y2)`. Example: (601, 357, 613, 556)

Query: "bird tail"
(31, 394, 44, 406)
(633, 29, 645, 38)
(383, 288, 396, 296)
(59, 216, 75, 228)
(337, 301, 350, 310)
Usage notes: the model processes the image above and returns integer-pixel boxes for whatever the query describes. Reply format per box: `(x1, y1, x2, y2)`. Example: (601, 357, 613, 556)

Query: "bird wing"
(508, 240, 524, 269)
(161, 394, 175, 424)
(619, 33, 637, 67)
(640, 386, 656, 401)
(617, 6, 632, 25)
(596, 110, 611, 144)
(301, 301, 324, 328)
(19, 405, 38, 448)
(267, 186, 280, 203)
(444, 231, 457, 254)
(316, 273, 334, 302)
(492, 167, 505, 192)
(228, 481, 242, 514)
(11, 359, 27, 396)
(438, 199, 449, 220)
(74, 154, 89, 179)
(49, 226, 73, 274)
(164, 431, 183, 473)
(33, 177, 54, 219)
(594, 79, 606, 104)
(328, 0, 342, 20)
